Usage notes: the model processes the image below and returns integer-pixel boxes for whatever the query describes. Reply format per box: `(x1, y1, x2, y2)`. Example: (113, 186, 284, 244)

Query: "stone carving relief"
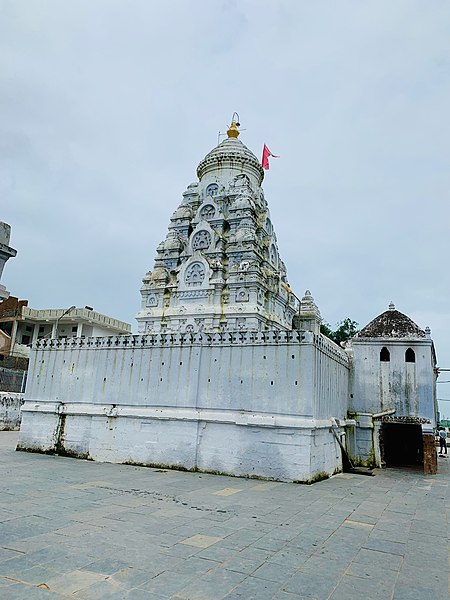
(194, 318, 204, 331)
(192, 230, 211, 251)
(237, 317, 246, 329)
(146, 294, 158, 307)
(236, 287, 249, 303)
(230, 174, 252, 193)
(200, 204, 216, 220)
(149, 267, 169, 287)
(171, 205, 193, 221)
(206, 183, 219, 197)
(178, 290, 210, 299)
(231, 194, 255, 212)
(211, 259, 223, 270)
(185, 262, 206, 286)
(270, 244, 278, 267)
(229, 254, 243, 267)
(257, 290, 264, 305)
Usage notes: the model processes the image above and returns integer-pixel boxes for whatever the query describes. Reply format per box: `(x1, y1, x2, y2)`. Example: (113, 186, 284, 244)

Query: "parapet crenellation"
(34, 329, 348, 361)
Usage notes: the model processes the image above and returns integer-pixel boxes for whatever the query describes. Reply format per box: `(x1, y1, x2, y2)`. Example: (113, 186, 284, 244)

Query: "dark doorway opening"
(380, 423, 423, 467)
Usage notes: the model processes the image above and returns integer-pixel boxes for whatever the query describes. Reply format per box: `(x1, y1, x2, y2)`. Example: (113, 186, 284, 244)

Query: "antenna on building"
(217, 131, 227, 145)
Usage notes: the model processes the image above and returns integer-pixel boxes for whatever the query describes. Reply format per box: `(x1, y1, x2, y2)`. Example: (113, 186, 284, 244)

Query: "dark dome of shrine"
(358, 304, 425, 338)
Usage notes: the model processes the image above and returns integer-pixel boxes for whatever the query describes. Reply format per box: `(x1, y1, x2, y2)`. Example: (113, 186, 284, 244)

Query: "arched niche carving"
(194, 199, 220, 225)
(187, 221, 218, 255)
(236, 287, 249, 303)
(205, 183, 219, 197)
(192, 230, 211, 251)
(178, 256, 211, 292)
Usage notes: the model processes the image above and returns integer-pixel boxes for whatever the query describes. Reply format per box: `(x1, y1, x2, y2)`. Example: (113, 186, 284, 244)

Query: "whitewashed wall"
(348, 338, 436, 464)
(350, 339, 436, 421)
(18, 331, 349, 482)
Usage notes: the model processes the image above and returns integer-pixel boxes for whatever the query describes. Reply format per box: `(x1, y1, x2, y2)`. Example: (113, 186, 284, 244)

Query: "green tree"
(320, 318, 359, 345)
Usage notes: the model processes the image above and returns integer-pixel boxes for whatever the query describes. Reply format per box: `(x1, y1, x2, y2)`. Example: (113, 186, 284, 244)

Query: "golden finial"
(227, 112, 240, 138)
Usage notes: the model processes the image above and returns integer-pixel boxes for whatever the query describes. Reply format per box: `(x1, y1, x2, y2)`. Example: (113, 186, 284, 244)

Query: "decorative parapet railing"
(313, 333, 350, 366)
(33, 330, 349, 364)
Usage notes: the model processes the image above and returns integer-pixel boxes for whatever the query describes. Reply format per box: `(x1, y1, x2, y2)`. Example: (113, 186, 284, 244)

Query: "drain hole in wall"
(292, 355, 295, 359)
(103, 377, 107, 382)
(160, 378, 163, 382)
(271, 381, 274, 385)
(263, 355, 266, 359)
(295, 381, 298, 385)
(180, 362, 182, 365)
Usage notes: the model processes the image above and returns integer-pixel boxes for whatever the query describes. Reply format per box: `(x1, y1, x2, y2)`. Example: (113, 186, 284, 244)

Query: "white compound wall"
(18, 330, 350, 482)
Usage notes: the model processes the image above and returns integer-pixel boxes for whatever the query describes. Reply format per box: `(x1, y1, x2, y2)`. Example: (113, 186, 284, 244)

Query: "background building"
(0, 297, 131, 360)
(0, 222, 16, 301)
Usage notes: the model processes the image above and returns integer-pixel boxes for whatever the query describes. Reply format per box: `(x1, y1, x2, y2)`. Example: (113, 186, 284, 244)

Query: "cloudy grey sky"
(2, 1, 450, 409)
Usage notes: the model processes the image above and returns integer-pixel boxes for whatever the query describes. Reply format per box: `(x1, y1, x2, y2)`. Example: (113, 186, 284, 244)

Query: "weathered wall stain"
(0, 392, 24, 430)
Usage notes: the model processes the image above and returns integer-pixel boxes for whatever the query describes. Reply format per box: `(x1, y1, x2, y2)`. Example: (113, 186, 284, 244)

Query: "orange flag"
(261, 144, 279, 170)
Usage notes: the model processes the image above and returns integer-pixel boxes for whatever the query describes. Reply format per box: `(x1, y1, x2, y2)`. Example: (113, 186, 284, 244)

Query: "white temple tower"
(0, 222, 17, 300)
(136, 118, 298, 334)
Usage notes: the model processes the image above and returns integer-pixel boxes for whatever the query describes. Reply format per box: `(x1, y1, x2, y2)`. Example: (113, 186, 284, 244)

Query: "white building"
(17, 118, 438, 480)
(0, 300, 131, 359)
(347, 303, 438, 470)
(0, 222, 17, 300)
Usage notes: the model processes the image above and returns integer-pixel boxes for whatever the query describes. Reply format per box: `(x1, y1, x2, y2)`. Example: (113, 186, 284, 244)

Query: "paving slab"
(0, 431, 449, 599)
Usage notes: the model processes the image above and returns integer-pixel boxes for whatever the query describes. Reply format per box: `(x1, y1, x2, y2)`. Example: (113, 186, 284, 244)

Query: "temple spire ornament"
(227, 112, 240, 138)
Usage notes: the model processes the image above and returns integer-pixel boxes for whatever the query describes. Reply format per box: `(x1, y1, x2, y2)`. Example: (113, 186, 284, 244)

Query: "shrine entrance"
(380, 422, 423, 467)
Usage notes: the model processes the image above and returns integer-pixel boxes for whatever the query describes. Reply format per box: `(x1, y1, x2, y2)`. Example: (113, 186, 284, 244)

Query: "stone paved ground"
(0, 432, 448, 600)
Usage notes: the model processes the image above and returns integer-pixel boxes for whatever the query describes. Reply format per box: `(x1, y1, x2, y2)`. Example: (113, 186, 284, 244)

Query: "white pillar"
(31, 324, 39, 346)
(10, 319, 18, 355)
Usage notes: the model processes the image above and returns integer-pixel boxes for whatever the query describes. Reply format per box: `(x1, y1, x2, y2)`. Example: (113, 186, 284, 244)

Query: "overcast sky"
(2, 1, 450, 410)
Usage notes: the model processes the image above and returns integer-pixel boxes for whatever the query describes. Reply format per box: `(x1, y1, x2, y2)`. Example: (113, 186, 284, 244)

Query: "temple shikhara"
(16, 117, 439, 481)
(137, 117, 296, 335)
